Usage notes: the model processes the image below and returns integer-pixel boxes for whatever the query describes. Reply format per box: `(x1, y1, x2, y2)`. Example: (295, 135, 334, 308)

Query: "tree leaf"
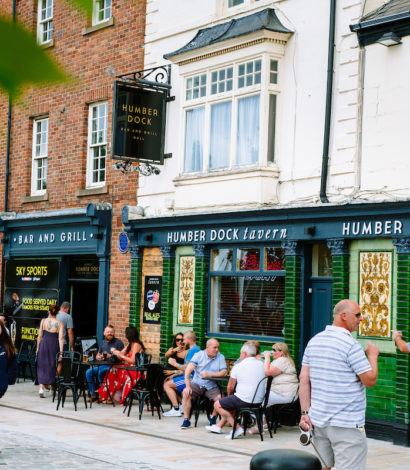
(0, 17, 66, 97)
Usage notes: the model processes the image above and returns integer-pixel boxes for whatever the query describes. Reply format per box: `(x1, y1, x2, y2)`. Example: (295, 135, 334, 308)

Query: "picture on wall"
(177, 256, 195, 325)
(359, 251, 392, 338)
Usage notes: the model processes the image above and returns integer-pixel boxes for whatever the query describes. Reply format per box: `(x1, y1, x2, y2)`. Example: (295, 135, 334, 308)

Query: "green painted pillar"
(327, 238, 349, 308)
(159, 245, 176, 359)
(282, 240, 302, 365)
(128, 245, 143, 328)
(193, 244, 210, 349)
(392, 237, 410, 444)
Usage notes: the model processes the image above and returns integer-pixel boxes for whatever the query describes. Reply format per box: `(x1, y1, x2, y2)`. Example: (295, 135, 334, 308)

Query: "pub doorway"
(68, 258, 99, 338)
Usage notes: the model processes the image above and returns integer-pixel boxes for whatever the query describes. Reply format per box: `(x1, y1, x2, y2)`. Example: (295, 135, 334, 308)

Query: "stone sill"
(82, 17, 114, 36)
(39, 39, 54, 49)
(76, 186, 109, 197)
(22, 193, 49, 204)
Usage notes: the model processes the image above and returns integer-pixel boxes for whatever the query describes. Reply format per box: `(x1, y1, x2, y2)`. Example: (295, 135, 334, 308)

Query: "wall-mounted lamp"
(304, 226, 316, 236)
(144, 234, 153, 242)
(377, 32, 402, 47)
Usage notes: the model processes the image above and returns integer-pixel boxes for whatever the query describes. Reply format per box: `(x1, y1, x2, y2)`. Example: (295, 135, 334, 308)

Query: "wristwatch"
(301, 411, 309, 415)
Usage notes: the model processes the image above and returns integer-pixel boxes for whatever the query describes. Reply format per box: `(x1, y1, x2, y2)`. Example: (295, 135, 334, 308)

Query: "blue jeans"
(86, 365, 110, 396)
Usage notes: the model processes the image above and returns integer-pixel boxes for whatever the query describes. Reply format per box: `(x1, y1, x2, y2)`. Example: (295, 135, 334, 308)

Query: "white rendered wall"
(138, 0, 365, 217)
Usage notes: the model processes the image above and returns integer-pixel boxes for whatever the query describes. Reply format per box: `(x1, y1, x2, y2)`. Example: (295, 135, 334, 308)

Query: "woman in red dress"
(98, 326, 145, 404)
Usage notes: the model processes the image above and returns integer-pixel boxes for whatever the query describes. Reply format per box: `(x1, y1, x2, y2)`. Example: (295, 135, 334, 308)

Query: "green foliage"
(66, 0, 93, 18)
(0, 17, 66, 97)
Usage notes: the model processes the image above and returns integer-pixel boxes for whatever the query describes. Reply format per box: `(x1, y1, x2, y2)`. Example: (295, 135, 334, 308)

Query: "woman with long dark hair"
(98, 326, 145, 404)
(36, 304, 64, 397)
(0, 320, 17, 398)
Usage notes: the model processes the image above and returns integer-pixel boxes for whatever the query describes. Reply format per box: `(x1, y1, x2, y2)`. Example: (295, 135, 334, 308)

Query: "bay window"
(183, 56, 278, 174)
(209, 246, 285, 338)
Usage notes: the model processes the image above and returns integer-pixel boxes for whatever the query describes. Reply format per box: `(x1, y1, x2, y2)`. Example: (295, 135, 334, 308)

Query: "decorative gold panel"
(359, 251, 392, 337)
(178, 256, 195, 325)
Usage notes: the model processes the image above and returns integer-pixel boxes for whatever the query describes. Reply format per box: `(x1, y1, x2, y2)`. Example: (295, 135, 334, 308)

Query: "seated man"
(163, 330, 200, 417)
(85, 325, 124, 401)
(180, 338, 227, 429)
(206, 341, 265, 439)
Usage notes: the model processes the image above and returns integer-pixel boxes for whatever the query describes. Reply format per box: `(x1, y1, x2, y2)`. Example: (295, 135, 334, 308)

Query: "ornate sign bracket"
(108, 65, 174, 176)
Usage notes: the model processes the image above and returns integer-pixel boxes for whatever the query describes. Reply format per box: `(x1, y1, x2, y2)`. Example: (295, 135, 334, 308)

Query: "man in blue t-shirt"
(85, 325, 124, 401)
(163, 330, 200, 417)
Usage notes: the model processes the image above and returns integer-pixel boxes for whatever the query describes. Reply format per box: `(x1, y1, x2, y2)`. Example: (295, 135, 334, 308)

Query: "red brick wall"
(0, 0, 147, 343)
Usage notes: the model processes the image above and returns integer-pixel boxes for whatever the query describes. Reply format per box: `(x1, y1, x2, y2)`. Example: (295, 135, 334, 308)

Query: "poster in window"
(4, 259, 60, 346)
(143, 276, 162, 324)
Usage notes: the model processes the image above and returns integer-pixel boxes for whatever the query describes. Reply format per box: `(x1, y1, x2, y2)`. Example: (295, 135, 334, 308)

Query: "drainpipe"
(1, 0, 16, 309)
(320, 0, 336, 203)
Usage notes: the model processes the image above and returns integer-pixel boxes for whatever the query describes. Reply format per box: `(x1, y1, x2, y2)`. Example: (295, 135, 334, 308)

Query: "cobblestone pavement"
(0, 427, 173, 470)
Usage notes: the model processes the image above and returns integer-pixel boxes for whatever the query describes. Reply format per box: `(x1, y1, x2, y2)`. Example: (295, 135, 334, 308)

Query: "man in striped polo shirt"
(299, 299, 379, 470)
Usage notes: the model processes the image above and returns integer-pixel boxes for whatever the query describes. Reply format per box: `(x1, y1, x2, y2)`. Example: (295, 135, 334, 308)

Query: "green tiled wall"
(129, 257, 143, 327)
(193, 254, 209, 348)
(160, 255, 176, 359)
(366, 354, 396, 420)
(331, 254, 349, 307)
(284, 255, 302, 365)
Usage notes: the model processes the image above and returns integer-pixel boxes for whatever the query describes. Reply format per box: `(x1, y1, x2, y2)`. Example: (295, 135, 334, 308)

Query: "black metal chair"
(56, 351, 87, 411)
(267, 394, 300, 434)
(232, 376, 273, 441)
(17, 340, 37, 382)
(124, 363, 163, 419)
(193, 395, 214, 427)
(135, 352, 152, 367)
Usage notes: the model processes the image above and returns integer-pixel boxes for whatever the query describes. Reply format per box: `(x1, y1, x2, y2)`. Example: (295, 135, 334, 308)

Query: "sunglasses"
(176, 338, 184, 342)
(272, 349, 280, 352)
(354, 313, 362, 318)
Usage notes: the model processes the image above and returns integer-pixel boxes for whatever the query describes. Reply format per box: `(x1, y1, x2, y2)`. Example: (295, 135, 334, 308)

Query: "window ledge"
(82, 17, 114, 36)
(173, 165, 280, 186)
(22, 193, 49, 203)
(76, 186, 109, 197)
(39, 39, 54, 49)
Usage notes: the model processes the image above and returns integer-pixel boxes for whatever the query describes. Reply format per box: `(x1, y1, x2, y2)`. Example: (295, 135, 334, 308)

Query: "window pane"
(210, 275, 285, 337)
(267, 94, 277, 163)
(237, 248, 260, 271)
(236, 95, 259, 165)
(184, 107, 204, 172)
(265, 247, 285, 271)
(211, 249, 233, 271)
(228, 0, 244, 6)
(312, 244, 332, 277)
(270, 59, 278, 84)
(209, 101, 231, 169)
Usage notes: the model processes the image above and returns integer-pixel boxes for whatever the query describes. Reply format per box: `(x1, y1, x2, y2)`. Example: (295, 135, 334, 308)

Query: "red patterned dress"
(97, 352, 142, 404)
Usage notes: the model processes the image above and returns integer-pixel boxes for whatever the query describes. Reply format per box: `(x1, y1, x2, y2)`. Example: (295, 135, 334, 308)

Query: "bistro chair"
(232, 376, 273, 441)
(17, 340, 37, 382)
(267, 392, 300, 434)
(56, 351, 87, 411)
(135, 351, 152, 368)
(124, 363, 163, 419)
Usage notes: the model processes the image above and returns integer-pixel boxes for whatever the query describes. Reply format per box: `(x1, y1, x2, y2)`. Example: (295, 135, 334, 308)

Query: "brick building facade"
(0, 0, 146, 346)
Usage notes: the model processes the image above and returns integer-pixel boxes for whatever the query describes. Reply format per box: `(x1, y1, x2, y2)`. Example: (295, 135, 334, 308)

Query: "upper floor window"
(37, 0, 53, 45)
(183, 56, 279, 174)
(92, 0, 112, 25)
(87, 102, 108, 188)
(31, 117, 48, 195)
(228, 0, 244, 6)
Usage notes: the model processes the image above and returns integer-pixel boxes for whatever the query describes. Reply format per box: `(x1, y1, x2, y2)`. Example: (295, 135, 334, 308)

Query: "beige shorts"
(313, 425, 367, 470)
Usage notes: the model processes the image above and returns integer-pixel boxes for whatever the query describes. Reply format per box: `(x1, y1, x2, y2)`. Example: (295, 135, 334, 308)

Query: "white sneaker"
(205, 424, 222, 434)
(163, 408, 182, 417)
(225, 427, 244, 439)
(178, 403, 183, 411)
(39, 388, 45, 398)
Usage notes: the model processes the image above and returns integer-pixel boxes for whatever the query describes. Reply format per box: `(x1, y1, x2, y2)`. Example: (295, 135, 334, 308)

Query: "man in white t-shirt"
(206, 341, 265, 439)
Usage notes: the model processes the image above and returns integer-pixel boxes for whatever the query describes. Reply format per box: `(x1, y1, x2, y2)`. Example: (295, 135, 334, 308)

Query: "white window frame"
(31, 117, 49, 196)
(86, 102, 108, 188)
(37, 0, 53, 45)
(182, 54, 280, 175)
(92, 0, 112, 26)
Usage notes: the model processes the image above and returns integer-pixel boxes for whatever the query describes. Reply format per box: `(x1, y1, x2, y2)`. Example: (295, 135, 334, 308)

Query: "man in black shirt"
(85, 325, 124, 401)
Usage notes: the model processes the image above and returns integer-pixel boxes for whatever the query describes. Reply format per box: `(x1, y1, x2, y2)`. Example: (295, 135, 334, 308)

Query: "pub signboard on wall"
(4, 259, 60, 346)
(111, 81, 167, 164)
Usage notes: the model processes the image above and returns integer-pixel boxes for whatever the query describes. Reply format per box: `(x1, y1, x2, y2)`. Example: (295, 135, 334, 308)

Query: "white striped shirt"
(302, 325, 371, 428)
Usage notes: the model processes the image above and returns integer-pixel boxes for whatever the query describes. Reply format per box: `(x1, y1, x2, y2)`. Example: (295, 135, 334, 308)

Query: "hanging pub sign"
(143, 275, 162, 324)
(111, 81, 167, 164)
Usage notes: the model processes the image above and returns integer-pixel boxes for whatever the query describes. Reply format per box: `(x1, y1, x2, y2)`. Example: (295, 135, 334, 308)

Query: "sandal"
(102, 398, 113, 404)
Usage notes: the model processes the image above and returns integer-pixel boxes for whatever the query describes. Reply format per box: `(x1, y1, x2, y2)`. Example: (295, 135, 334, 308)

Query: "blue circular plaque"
(118, 232, 129, 253)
